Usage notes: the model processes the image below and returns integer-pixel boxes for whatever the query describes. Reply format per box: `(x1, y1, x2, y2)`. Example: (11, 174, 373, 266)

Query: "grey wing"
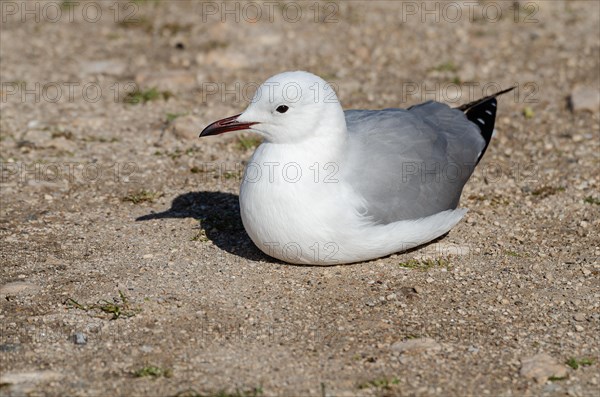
(344, 101, 485, 223)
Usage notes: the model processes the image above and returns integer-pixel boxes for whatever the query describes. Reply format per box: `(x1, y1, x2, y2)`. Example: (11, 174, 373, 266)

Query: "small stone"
(171, 115, 203, 141)
(386, 293, 397, 301)
(48, 137, 77, 152)
(0, 282, 39, 297)
(574, 324, 584, 332)
(21, 128, 52, 146)
(582, 268, 591, 276)
(200, 49, 251, 70)
(391, 338, 441, 354)
(570, 86, 599, 113)
(426, 277, 434, 283)
(543, 383, 561, 393)
(357, 46, 370, 61)
(0, 343, 21, 352)
(27, 120, 42, 129)
(72, 117, 105, 131)
(573, 313, 586, 322)
(0, 371, 63, 385)
(520, 353, 568, 383)
(80, 59, 127, 76)
(72, 333, 87, 345)
(567, 385, 584, 396)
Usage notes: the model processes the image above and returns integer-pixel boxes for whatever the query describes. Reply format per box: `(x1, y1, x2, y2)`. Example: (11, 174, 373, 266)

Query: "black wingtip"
(456, 86, 516, 112)
(458, 86, 515, 164)
(466, 98, 497, 164)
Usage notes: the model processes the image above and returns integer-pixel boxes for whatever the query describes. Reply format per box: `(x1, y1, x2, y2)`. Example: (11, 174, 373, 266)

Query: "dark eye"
(276, 105, 289, 113)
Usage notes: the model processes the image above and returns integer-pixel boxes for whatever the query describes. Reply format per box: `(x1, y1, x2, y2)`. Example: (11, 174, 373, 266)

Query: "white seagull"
(200, 71, 513, 265)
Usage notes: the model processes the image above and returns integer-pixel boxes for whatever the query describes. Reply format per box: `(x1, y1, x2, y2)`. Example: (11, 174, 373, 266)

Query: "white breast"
(239, 143, 356, 264)
(239, 143, 467, 265)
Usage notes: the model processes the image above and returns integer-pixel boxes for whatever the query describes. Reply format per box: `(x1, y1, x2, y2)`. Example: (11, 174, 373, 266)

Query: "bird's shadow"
(136, 191, 276, 262)
(136, 191, 451, 267)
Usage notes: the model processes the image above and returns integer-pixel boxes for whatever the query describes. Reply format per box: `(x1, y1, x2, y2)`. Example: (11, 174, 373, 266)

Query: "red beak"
(199, 114, 257, 137)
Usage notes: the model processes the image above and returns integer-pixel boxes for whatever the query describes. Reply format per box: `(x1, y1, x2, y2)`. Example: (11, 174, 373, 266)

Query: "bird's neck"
(265, 107, 348, 162)
(265, 124, 348, 164)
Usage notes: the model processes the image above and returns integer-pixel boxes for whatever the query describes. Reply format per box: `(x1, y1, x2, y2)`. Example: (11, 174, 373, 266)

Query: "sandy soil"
(1, 1, 599, 396)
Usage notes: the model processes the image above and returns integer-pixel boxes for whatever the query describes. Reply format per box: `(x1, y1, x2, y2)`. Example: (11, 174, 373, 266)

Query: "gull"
(200, 71, 513, 265)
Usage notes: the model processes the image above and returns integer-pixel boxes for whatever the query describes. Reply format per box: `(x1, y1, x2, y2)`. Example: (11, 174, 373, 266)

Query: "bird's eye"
(276, 105, 289, 113)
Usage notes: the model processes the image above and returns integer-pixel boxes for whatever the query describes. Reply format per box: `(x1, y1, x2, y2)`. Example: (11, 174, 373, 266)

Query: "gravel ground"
(1, 1, 599, 396)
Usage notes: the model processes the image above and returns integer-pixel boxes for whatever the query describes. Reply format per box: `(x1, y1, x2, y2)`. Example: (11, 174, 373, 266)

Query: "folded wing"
(344, 102, 486, 223)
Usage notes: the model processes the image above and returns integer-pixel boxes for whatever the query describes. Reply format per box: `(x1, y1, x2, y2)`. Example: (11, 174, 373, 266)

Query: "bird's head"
(200, 71, 345, 144)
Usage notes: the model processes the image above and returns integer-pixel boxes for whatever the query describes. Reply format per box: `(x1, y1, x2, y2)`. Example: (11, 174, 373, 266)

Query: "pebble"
(543, 383, 561, 393)
(27, 120, 42, 129)
(573, 313, 586, 322)
(80, 59, 127, 76)
(21, 129, 52, 146)
(0, 343, 21, 352)
(520, 353, 568, 383)
(391, 338, 441, 354)
(0, 282, 40, 297)
(172, 115, 204, 141)
(48, 137, 77, 152)
(198, 49, 251, 70)
(72, 333, 87, 345)
(570, 86, 599, 113)
(0, 371, 63, 385)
